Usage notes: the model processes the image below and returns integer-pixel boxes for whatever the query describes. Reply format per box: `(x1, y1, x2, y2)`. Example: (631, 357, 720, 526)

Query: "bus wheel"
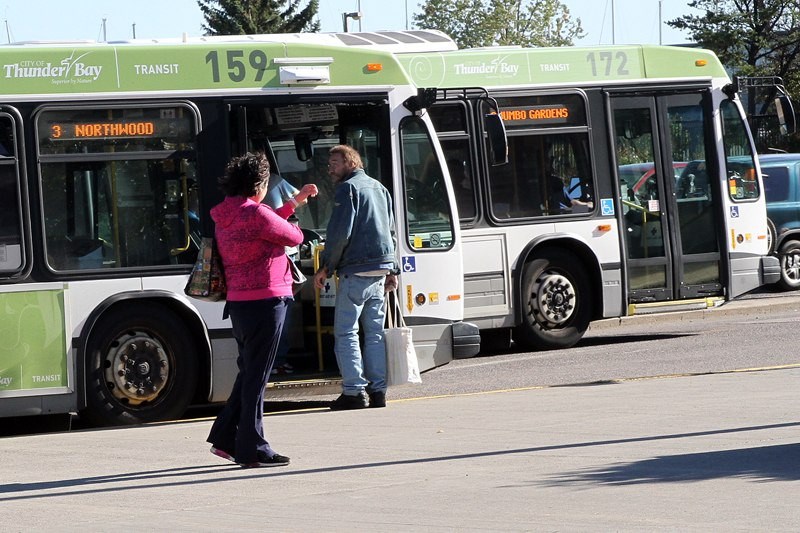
(767, 218, 777, 255)
(514, 252, 591, 350)
(82, 302, 198, 426)
(778, 241, 800, 291)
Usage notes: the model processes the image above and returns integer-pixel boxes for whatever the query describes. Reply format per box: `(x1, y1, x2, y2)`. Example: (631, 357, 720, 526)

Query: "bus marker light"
(596, 224, 612, 232)
(366, 63, 383, 72)
(695, 59, 708, 67)
(447, 294, 461, 301)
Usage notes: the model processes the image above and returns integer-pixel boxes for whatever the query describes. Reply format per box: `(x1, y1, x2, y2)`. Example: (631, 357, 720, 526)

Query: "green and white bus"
(0, 30, 481, 425)
(395, 44, 791, 350)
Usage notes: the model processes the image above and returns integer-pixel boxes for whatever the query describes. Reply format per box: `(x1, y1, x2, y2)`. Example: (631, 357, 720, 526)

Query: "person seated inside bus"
(548, 171, 593, 214)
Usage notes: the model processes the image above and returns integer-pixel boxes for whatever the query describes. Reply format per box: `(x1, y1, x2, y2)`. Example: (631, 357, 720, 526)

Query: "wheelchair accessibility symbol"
(730, 206, 740, 218)
(600, 198, 615, 216)
(402, 256, 416, 272)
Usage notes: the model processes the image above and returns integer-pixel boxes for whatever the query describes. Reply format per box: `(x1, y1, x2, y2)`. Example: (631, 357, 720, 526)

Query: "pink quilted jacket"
(210, 196, 302, 300)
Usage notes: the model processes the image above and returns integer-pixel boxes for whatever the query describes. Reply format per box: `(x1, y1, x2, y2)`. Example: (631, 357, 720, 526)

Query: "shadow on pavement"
(546, 442, 800, 485)
(479, 333, 694, 356)
(4, 421, 799, 503)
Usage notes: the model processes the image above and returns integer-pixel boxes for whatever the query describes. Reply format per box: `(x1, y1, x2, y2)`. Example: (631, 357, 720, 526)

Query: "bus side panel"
(209, 337, 237, 403)
(0, 284, 72, 406)
(409, 324, 455, 371)
(600, 262, 626, 318)
(0, 393, 75, 417)
(462, 233, 510, 328)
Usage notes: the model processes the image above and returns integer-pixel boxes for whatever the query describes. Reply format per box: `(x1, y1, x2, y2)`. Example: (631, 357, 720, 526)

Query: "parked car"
(760, 153, 800, 290)
(617, 162, 687, 203)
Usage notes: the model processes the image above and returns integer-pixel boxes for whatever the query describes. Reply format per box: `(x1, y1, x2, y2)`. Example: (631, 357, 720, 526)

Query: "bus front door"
(611, 93, 723, 303)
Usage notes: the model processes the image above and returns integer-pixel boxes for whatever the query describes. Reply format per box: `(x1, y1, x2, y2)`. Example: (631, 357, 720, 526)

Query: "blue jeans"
(333, 274, 387, 395)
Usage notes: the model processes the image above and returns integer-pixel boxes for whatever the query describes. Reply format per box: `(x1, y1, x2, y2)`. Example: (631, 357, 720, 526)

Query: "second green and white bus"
(396, 43, 789, 350)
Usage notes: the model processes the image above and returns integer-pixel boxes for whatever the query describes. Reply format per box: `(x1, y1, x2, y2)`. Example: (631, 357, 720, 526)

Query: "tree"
(198, 0, 320, 36)
(413, 0, 584, 48)
(668, 0, 800, 150)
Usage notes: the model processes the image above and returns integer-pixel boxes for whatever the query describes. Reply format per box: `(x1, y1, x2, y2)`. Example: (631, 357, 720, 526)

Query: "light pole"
(342, 11, 362, 32)
(611, 0, 615, 45)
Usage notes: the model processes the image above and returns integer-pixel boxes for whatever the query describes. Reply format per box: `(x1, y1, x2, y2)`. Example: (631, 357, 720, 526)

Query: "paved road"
(3, 366, 800, 530)
(2, 291, 800, 531)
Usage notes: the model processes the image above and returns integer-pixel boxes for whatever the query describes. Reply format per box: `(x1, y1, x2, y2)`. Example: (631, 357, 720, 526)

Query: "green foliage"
(667, 1, 800, 107)
(198, 0, 320, 35)
(667, 0, 800, 150)
(413, 0, 584, 48)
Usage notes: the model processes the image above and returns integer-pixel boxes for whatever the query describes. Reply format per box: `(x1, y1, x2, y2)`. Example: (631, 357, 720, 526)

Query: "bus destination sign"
(499, 105, 570, 127)
(48, 120, 158, 141)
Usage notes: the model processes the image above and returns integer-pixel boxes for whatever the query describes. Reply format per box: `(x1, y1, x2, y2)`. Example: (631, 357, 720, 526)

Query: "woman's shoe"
(238, 451, 290, 468)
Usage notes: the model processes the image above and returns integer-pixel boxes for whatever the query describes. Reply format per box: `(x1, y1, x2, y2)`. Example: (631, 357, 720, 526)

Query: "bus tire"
(777, 240, 800, 291)
(82, 302, 198, 426)
(514, 251, 591, 350)
(767, 218, 777, 255)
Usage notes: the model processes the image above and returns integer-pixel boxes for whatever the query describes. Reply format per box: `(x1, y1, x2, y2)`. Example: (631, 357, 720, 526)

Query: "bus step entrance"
(627, 297, 723, 316)
(264, 377, 342, 399)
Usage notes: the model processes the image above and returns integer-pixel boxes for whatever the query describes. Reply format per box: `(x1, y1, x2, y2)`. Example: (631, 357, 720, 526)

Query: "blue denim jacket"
(322, 169, 398, 276)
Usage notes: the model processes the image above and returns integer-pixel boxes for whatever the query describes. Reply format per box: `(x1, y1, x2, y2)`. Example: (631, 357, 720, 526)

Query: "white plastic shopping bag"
(384, 289, 422, 386)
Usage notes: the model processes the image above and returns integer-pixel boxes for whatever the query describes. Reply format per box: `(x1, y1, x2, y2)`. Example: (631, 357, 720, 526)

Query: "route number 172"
(586, 51, 630, 77)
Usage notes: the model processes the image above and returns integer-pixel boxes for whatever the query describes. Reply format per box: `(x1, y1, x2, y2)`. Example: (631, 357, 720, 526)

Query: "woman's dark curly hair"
(218, 151, 270, 197)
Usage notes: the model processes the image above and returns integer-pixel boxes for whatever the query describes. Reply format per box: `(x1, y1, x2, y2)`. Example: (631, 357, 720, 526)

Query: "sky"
(0, 0, 694, 46)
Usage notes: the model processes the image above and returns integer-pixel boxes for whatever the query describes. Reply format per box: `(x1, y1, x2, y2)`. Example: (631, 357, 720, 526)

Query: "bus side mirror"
(775, 95, 796, 135)
(485, 113, 508, 166)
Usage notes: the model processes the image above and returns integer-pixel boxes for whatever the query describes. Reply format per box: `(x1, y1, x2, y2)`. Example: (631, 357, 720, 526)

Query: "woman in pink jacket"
(207, 152, 317, 468)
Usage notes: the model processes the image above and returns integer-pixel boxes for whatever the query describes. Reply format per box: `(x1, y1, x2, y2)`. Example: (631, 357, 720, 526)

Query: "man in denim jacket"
(313, 145, 398, 410)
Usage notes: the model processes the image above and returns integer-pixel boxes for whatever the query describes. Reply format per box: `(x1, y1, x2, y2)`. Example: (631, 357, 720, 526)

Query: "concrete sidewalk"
(2, 367, 800, 531)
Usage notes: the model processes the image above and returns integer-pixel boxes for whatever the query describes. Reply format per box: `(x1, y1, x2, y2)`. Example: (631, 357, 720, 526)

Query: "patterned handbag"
(184, 237, 227, 302)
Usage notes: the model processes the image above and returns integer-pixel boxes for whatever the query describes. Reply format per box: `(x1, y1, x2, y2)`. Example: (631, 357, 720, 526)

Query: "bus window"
(36, 105, 199, 271)
(487, 94, 593, 220)
(400, 117, 454, 249)
(429, 103, 477, 221)
(0, 114, 23, 274)
(721, 99, 759, 200)
(488, 132, 592, 219)
(445, 153, 476, 220)
(668, 96, 721, 266)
